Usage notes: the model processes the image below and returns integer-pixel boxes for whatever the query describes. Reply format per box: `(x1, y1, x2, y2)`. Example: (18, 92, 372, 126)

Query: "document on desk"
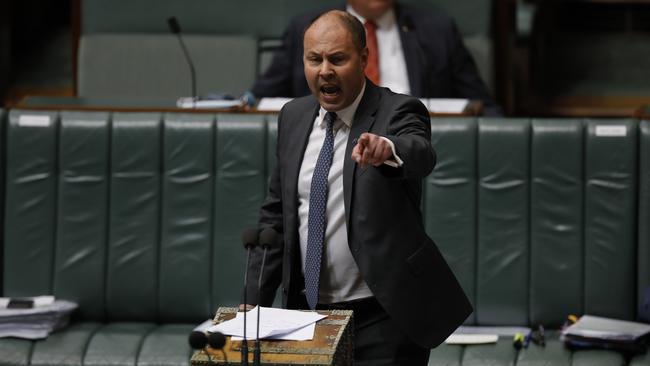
(208, 307, 327, 341)
(445, 334, 499, 345)
(256, 98, 293, 111)
(419, 98, 469, 113)
(563, 315, 650, 341)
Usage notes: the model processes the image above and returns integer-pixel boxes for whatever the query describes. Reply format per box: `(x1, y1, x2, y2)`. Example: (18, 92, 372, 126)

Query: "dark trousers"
(298, 295, 430, 365)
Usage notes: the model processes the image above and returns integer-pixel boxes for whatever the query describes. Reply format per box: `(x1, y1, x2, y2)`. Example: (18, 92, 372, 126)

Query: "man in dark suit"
(246, 10, 472, 365)
(251, 0, 502, 116)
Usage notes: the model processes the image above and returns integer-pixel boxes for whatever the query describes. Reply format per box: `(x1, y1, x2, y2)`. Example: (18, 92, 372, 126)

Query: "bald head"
(305, 10, 366, 53)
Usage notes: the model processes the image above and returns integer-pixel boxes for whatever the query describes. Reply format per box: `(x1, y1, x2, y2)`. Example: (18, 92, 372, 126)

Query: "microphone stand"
(253, 247, 268, 366)
(166, 17, 197, 108)
(254, 228, 276, 366)
(242, 247, 252, 366)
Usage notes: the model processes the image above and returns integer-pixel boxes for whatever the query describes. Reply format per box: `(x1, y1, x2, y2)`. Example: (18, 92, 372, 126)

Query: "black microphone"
(166, 16, 197, 107)
(241, 228, 258, 366)
(189, 330, 228, 364)
(253, 227, 278, 366)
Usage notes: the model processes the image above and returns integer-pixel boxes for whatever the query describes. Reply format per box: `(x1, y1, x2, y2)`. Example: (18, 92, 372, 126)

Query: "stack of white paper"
(0, 296, 78, 340)
(563, 315, 650, 341)
(208, 307, 327, 341)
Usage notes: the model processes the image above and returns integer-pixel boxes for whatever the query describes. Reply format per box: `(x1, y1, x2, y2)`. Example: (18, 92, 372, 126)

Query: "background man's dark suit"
(251, 2, 502, 116)
(247, 81, 472, 348)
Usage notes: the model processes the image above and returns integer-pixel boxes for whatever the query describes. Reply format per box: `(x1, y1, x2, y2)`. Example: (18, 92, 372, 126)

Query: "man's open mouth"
(320, 85, 341, 96)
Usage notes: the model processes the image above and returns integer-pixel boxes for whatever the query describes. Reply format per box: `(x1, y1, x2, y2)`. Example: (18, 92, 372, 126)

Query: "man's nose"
(319, 61, 334, 78)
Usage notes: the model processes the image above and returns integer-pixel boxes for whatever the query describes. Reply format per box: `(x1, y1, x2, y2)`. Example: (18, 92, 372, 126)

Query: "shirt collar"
(346, 5, 396, 30)
(318, 81, 366, 131)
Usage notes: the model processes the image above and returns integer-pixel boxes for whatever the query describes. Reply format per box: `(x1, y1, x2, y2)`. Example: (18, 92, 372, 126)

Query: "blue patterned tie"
(304, 111, 337, 310)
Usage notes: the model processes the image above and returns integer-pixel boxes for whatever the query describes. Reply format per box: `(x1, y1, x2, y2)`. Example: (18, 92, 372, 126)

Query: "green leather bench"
(1, 110, 649, 366)
(78, 0, 496, 97)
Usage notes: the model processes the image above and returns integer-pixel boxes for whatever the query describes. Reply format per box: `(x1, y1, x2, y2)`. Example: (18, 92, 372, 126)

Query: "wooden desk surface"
(191, 307, 353, 366)
(15, 96, 483, 117)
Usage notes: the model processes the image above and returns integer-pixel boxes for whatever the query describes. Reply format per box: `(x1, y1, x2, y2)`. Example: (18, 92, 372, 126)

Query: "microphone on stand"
(253, 227, 278, 366)
(188, 330, 228, 364)
(166, 16, 197, 108)
(240, 228, 259, 366)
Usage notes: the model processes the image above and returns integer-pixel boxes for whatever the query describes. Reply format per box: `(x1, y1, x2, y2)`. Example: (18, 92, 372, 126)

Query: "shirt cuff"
(379, 136, 404, 168)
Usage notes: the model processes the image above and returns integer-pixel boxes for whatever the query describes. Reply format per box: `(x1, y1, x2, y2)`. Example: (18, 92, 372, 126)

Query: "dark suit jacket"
(247, 81, 472, 348)
(251, 2, 502, 116)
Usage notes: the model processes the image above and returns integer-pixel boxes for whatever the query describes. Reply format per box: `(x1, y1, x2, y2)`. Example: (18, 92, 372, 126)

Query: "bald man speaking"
(245, 10, 472, 365)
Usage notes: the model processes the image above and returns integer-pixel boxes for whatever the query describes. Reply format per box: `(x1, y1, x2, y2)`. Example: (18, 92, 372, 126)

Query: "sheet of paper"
(231, 322, 316, 341)
(563, 315, 650, 341)
(454, 325, 531, 336)
(256, 98, 293, 111)
(0, 329, 49, 340)
(0, 300, 77, 317)
(445, 334, 499, 344)
(0, 296, 55, 309)
(193, 319, 214, 332)
(420, 98, 469, 113)
(208, 306, 326, 340)
(176, 98, 242, 109)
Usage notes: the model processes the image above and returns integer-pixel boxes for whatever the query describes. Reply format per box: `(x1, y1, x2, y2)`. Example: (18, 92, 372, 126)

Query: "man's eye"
(330, 56, 345, 64)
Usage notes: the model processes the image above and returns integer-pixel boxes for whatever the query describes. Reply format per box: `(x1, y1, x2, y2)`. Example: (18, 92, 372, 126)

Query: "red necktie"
(364, 20, 380, 85)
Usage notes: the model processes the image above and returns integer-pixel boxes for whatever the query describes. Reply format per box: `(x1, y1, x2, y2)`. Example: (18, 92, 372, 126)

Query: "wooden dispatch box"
(191, 307, 354, 366)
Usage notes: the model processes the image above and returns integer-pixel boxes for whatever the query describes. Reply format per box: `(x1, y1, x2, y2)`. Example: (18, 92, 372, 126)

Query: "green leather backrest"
(640, 120, 650, 308)
(5, 110, 59, 298)
(55, 111, 111, 320)
(476, 118, 530, 325)
(81, 0, 339, 37)
(81, 0, 484, 38)
(529, 119, 583, 326)
(77, 34, 257, 99)
(584, 119, 637, 319)
(107, 113, 162, 321)
(426, 118, 478, 324)
(211, 114, 267, 308)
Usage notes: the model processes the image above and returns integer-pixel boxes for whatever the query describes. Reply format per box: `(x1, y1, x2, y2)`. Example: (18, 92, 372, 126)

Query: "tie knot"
(324, 112, 337, 129)
(364, 20, 377, 32)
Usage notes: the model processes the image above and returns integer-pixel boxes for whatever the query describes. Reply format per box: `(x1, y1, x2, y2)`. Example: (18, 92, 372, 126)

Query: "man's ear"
(360, 47, 369, 70)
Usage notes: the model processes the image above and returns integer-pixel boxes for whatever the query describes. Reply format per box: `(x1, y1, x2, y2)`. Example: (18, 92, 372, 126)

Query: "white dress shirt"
(297, 84, 373, 304)
(347, 6, 411, 95)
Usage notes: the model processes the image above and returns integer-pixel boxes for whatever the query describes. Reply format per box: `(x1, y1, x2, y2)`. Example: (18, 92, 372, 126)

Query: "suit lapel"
(343, 82, 381, 228)
(285, 98, 320, 249)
